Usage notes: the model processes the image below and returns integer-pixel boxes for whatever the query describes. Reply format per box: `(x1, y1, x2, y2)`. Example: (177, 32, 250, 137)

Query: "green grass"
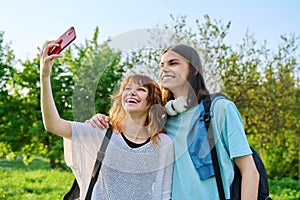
(0, 157, 74, 200)
(0, 157, 300, 199)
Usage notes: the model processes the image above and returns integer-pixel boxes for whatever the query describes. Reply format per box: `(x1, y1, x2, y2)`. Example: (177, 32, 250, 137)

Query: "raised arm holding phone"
(39, 29, 174, 199)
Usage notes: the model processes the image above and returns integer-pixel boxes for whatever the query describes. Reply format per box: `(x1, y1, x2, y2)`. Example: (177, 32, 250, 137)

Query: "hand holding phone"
(48, 26, 76, 55)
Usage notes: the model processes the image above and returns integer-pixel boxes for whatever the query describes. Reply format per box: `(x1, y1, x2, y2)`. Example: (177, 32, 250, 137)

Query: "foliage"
(64, 28, 124, 121)
(219, 33, 300, 178)
(0, 31, 19, 161)
(269, 178, 300, 200)
(0, 28, 124, 169)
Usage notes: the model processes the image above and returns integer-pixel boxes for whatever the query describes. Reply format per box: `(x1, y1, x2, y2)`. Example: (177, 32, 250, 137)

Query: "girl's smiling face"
(122, 82, 150, 114)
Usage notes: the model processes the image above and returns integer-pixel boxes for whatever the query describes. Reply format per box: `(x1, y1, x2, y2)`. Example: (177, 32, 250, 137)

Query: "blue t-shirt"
(165, 98, 252, 200)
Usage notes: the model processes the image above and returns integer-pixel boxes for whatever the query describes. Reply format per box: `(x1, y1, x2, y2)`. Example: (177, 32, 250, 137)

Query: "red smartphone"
(48, 26, 76, 55)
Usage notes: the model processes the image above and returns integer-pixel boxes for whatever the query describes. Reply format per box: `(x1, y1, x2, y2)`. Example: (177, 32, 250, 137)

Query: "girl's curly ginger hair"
(109, 74, 166, 146)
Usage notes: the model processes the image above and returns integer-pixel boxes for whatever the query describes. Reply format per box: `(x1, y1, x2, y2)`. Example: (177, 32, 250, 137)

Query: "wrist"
(40, 74, 50, 82)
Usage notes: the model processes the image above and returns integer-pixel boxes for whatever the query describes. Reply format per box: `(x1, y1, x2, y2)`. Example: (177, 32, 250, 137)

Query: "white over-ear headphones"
(165, 96, 188, 116)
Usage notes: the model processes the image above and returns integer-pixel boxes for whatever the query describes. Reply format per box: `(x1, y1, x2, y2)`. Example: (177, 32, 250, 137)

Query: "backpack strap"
(203, 93, 226, 200)
(85, 124, 113, 200)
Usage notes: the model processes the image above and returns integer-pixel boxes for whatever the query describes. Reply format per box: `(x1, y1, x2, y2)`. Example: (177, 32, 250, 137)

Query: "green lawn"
(0, 157, 74, 200)
(0, 157, 299, 199)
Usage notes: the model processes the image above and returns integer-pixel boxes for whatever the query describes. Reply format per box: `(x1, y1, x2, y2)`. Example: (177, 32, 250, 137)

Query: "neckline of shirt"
(120, 132, 150, 148)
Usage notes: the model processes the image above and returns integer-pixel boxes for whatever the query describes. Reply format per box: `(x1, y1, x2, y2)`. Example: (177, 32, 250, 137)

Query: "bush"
(269, 178, 300, 200)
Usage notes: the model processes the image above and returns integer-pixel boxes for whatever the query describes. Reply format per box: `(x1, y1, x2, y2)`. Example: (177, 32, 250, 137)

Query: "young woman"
(89, 44, 260, 199)
(40, 40, 174, 200)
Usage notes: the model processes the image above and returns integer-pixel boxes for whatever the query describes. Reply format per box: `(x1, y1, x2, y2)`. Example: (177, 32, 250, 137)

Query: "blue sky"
(1, 0, 299, 61)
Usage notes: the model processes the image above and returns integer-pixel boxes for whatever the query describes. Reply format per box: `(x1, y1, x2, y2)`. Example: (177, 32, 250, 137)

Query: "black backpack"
(203, 93, 272, 200)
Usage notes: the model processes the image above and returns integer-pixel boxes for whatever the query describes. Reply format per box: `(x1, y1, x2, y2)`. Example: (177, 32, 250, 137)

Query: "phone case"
(48, 26, 76, 55)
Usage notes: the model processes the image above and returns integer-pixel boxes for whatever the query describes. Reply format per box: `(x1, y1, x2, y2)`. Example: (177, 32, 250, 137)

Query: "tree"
(257, 35, 300, 178)
(0, 31, 18, 160)
(63, 27, 124, 121)
(38, 28, 124, 168)
(1, 28, 124, 169)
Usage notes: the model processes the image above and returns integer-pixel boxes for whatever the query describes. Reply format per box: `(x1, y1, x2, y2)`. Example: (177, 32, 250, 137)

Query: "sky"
(1, 0, 300, 61)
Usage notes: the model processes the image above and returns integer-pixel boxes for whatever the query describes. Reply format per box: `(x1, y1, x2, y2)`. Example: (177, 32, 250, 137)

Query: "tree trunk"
(50, 157, 56, 169)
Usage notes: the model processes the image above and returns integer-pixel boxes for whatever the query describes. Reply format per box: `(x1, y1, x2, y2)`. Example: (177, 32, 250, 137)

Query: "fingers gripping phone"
(48, 26, 76, 55)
